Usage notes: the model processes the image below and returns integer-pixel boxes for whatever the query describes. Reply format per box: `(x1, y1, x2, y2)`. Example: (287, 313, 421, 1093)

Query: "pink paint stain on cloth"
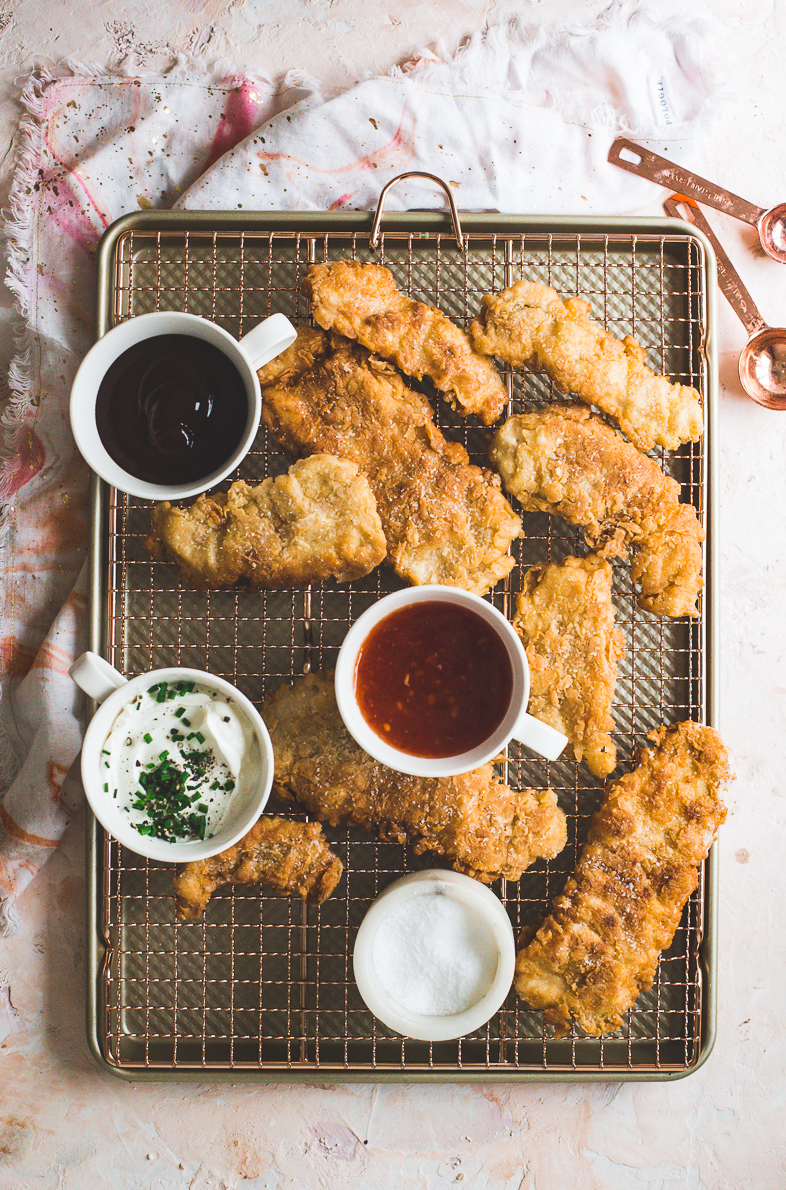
(37, 164, 108, 255)
(43, 105, 112, 254)
(257, 105, 416, 181)
(0, 428, 45, 499)
(205, 81, 265, 170)
(328, 193, 356, 210)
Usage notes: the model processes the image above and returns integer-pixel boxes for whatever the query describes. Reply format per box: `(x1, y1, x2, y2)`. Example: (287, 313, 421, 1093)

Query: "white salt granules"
(370, 890, 499, 1017)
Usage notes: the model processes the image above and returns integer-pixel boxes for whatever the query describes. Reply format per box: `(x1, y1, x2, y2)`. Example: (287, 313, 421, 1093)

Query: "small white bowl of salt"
(352, 869, 516, 1042)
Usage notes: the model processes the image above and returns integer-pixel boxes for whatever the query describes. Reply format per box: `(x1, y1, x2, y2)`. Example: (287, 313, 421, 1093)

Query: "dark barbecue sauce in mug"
(354, 602, 514, 758)
(95, 334, 249, 485)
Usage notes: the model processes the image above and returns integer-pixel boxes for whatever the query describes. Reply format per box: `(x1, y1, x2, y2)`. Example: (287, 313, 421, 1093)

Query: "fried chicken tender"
(513, 555, 625, 778)
(471, 279, 703, 451)
(173, 816, 343, 920)
(514, 721, 731, 1036)
(490, 404, 704, 617)
(258, 327, 521, 595)
(264, 671, 567, 884)
(146, 454, 386, 590)
(305, 261, 507, 425)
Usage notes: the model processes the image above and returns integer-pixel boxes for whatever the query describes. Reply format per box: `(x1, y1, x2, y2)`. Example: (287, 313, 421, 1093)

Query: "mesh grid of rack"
(91, 220, 712, 1077)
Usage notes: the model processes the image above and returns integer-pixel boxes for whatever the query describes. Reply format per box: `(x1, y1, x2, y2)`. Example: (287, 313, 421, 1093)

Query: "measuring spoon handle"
(609, 138, 765, 227)
(663, 195, 767, 337)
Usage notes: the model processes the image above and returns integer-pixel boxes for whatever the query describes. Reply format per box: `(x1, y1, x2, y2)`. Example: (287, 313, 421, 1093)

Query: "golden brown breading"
(258, 327, 521, 596)
(264, 671, 567, 884)
(513, 555, 624, 778)
(514, 721, 731, 1036)
(305, 261, 507, 425)
(489, 403, 704, 617)
(471, 279, 703, 451)
(146, 454, 386, 590)
(173, 816, 343, 920)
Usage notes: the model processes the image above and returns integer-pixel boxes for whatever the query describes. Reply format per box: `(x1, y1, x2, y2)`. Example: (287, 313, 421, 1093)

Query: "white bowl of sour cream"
(71, 651, 274, 862)
(352, 869, 516, 1042)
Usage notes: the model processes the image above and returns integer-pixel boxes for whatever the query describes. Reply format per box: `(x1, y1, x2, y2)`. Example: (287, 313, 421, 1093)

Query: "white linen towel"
(0, 3, 727, 929)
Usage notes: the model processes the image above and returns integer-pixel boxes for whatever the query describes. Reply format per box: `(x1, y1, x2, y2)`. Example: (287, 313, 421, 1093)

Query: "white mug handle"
(70, 651, 128, 704)
(510, 707, 568, 762)
(238, 313, 297, 370)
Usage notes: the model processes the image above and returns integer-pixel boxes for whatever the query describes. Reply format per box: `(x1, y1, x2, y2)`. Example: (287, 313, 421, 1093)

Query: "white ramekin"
(352, 869, 516, 1042)
(334, 585, 567, 778)
(70, 650, 274, 863)
(70, 310, 296, 500)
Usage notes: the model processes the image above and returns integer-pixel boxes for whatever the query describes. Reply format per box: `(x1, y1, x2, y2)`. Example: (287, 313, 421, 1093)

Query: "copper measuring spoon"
(610, 137, 786, 265)
(664, 195, 786, 410)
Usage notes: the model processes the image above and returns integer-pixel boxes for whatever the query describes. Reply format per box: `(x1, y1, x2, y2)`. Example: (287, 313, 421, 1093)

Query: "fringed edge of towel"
(0, 68, 53, 816)
(0, 68, 52, 510)
(0, 57, 280, 869)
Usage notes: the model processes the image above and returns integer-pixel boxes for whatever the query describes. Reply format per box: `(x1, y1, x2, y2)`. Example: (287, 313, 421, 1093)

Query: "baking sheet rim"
(84, 208, 720, 1082)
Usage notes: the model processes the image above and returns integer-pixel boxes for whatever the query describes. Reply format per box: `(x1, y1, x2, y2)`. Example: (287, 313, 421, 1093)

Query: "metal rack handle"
(369, 172, 465, 251)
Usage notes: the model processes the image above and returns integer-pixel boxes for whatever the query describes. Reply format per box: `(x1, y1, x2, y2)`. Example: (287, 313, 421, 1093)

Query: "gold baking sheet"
(87, 214, 715, 1079)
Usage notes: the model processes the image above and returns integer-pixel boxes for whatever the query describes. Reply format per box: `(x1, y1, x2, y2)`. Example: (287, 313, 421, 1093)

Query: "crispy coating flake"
(305, 260, 507, 425)
(174, 816, 343, 920)
(146, 454, 386, 590)
(264, 671, 567, 884)
(471, 279, 703, 451)
(514, 721, 731, 1036)
(490, 403, 704, 617)
(258, 327, 521, 595)
(513, 554, 625, 778)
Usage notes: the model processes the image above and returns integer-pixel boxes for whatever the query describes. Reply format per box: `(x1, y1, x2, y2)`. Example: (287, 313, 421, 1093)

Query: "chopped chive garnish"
(156, 683, 168, 703)
(103, 783, 108, 792)
(127, 750, 220, 843)
(143, 732, 152, 744)
(174, 706, 186, 718)
(159, 750, 169, 759)
(181, 719, 191, 728)
(101, 749, 110, 755)
(194, 732, 205, 744)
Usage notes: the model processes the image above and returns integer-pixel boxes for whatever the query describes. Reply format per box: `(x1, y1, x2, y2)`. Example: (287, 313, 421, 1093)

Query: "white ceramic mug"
(70, 650, 274, 863)
(70, 310, 297, 500)
(334, 585, 568, 778)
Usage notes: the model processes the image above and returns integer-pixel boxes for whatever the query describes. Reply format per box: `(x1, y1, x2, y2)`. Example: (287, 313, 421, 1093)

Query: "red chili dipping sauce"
(354, 601, 513, 759)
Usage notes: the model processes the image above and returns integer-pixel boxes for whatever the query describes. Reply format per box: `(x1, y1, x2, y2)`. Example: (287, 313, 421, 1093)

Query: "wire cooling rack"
(88, 213, 714, 1079)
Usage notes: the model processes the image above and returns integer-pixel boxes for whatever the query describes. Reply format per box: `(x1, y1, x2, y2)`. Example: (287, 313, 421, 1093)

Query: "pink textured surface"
(0, 2, 783, 1188)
